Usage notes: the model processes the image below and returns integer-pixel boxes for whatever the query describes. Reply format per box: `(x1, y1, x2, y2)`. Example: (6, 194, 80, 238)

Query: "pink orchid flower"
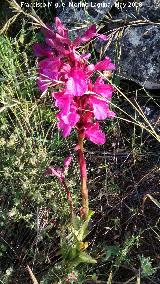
(45, 155, 73, 210)
(45, 155, 73, 183)
(34, 17, 115, 145)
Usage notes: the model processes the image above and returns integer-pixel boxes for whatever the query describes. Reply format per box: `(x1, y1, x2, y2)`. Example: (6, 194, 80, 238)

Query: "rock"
(115, 25, 160, 89)
(55, 0, 117, 27)
(143, 104, 160, 134)
(132, 0, 159, 22)
(113, 0, 160, 22)
(97, 0, 160, 89)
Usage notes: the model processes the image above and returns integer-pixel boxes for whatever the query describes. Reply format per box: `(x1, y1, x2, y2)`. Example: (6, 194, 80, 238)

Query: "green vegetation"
(0, 1, 160, 283)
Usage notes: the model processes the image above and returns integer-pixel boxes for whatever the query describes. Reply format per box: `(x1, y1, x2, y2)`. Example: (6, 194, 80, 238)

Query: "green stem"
(62, 179, 73, 214)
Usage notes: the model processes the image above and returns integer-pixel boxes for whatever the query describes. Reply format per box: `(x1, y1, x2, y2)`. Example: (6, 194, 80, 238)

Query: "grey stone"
(143, 104, 160, 134)
(110, 0, 160, 22)
(56, 0, 117, 27)
(97, 0, 160, 89)
(139, 0, 160, 21)
(117, 0, 160, 22)
(114, 25, 160, 89)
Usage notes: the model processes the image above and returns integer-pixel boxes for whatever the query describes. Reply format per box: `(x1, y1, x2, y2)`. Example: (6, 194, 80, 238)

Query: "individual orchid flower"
(37, 57, 61, 92)
(45, 156, 73, 211)
(73, 24, 108, 47)
(65, 68, 88, 97)
(33, 43, 53, 57)
(52, 91, 73, 115)
(45, 155, 73, 183)
(85, 122, 106, 145)
(55, 17, 69, 38)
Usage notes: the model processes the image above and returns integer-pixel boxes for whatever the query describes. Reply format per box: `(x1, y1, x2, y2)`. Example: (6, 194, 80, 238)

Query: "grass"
(0, 30, 80, 283)
(0, 1, 160, 283)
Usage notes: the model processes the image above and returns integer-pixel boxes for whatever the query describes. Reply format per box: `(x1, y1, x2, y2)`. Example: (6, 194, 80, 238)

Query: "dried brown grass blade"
(0, 13, 20, 35)
(27, 265, 39, 284)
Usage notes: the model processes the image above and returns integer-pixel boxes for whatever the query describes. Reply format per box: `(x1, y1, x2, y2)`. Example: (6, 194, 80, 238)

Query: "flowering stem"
(61, 179, 73, 214)
(77, 134, 89, 219)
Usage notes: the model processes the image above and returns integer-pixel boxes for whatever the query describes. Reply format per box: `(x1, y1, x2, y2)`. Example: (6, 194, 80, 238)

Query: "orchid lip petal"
(85, 123, 106, 145)
(44, 167, 64, 181)
(66, 68, 87, 96)
(95, 57, 116, 71)
(64, 155, 73, 172)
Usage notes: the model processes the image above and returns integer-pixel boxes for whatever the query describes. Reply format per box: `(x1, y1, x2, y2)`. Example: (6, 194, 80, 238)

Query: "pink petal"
(61, 125, 72, 137)
(45, 37, 69, 56)
(37, 58, 61, 91)
(106, 110, 116, 118)
(73, 25, 97, 46)
(86, 64, 95, 76)
(95, 56, 115, 71)
(66, 68, 87, 96)
(45, 167, 63, 179)
(64, 155, 73, 170)
(60, 63, 71, 75)
(52, 92, 72, 115)
(57, 117, 72, 137)
(55, 17, 69, 38)
(37, 77, 51, 92)
(37, 72, 57, 92)
(33, 43, 53, 57)
(72, 36, 81, 47)
(55, 33, 71, 45)
(68, 110, 80, 126)
(39, 69, 58, 80)
(81, 25, 97, 42)
(81, 53, 91, 60)
(38, 57, 60, 71)
(89, 97, 109, 120)
(93, 77, 114, 99)
(69, 48, 82, 62)
(85, 123, 106, 145)
(56, 108, 80, 138)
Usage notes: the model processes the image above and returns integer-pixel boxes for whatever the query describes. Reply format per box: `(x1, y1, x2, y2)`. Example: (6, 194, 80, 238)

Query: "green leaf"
(140, 255, 156, 277)
(91, 273, 98, 281)
(69, 246, 79, 260)
(71, 214, 82, 232)
(103, 245, 120, 261)
(78, 210, 94, 241)
(19, 34, 24, 44)
(78, 251, 97, 264)
(113, 75, 121, 87)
